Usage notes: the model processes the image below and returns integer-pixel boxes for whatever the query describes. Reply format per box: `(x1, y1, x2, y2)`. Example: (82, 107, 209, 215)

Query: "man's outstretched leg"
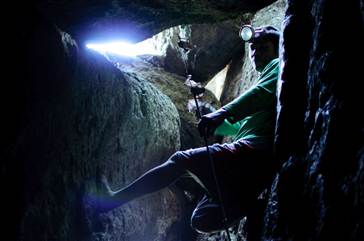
(88, 152, 187, 212)
(87, 140, 265, 224)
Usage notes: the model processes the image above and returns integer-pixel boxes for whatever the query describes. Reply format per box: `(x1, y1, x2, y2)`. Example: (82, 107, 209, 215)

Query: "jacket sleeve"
(222, 71, 278, 123)
(214, 119, 241, 136)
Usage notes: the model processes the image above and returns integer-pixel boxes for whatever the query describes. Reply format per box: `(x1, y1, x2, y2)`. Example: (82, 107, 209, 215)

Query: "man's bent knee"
(168, 150, 198, 170)
(190, 208, 226, 234)
(169, 151, 184, 162)
(191, 215, 225, 234)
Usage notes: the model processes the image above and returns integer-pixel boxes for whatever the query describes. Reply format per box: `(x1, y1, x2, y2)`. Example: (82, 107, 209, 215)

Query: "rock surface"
(154, 22, 244, 84)
(263, 0, 364, 240)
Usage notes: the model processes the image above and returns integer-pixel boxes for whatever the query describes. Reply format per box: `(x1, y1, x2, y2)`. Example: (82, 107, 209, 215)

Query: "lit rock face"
(3, 14, 181, 241)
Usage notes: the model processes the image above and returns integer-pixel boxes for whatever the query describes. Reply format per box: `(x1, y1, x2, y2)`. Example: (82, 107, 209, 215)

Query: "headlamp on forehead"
(239, 25, 255, 42)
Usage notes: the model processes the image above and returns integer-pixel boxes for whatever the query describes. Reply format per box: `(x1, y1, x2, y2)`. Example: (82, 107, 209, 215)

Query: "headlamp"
(239, 25, 255, 42)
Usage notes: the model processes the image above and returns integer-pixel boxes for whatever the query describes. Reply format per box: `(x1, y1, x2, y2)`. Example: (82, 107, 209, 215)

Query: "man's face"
(249, 38, 277, 72)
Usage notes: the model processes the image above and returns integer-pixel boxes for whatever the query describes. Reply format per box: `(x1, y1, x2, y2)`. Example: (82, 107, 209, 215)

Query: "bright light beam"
(86, 39, 160, 57)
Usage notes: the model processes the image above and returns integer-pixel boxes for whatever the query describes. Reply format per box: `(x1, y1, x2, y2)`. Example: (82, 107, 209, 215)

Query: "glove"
(198, 108, 229, 137)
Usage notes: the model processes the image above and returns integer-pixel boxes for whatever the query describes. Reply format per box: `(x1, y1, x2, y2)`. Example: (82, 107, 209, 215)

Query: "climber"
(88, 25, 281, 234)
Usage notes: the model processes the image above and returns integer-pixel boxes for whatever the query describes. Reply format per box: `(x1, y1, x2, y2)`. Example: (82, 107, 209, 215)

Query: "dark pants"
(111, 140, 273, 234)
(168, 140, 273, 233)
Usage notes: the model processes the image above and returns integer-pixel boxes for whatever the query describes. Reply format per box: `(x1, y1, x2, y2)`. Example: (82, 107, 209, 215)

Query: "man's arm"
(198, 58, 279, 136)
(197, 108, 230, 137)
(197, 79, 275, 137)
(213, 119, 241, 137)
(223, 69, 278, 123)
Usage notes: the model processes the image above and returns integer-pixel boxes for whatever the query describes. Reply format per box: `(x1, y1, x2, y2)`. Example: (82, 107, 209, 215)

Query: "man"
(90, 25, 280, 234)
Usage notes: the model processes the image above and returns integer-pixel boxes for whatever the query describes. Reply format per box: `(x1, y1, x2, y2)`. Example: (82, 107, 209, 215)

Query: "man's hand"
(184, 77, 205, 96)
(198, 108, 229, 137)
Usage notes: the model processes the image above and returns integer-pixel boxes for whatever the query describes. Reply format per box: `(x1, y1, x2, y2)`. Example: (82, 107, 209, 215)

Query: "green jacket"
(214, 58, 279, 151)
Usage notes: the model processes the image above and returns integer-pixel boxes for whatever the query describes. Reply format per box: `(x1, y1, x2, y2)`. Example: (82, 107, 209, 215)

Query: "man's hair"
(253, 25, 280, 52)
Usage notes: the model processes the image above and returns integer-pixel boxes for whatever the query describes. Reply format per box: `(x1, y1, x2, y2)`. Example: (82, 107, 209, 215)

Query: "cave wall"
(263, 0, 364, 240)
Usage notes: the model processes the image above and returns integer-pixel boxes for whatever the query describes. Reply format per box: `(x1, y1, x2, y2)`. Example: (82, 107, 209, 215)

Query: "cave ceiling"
(35, 0, 277, 42)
